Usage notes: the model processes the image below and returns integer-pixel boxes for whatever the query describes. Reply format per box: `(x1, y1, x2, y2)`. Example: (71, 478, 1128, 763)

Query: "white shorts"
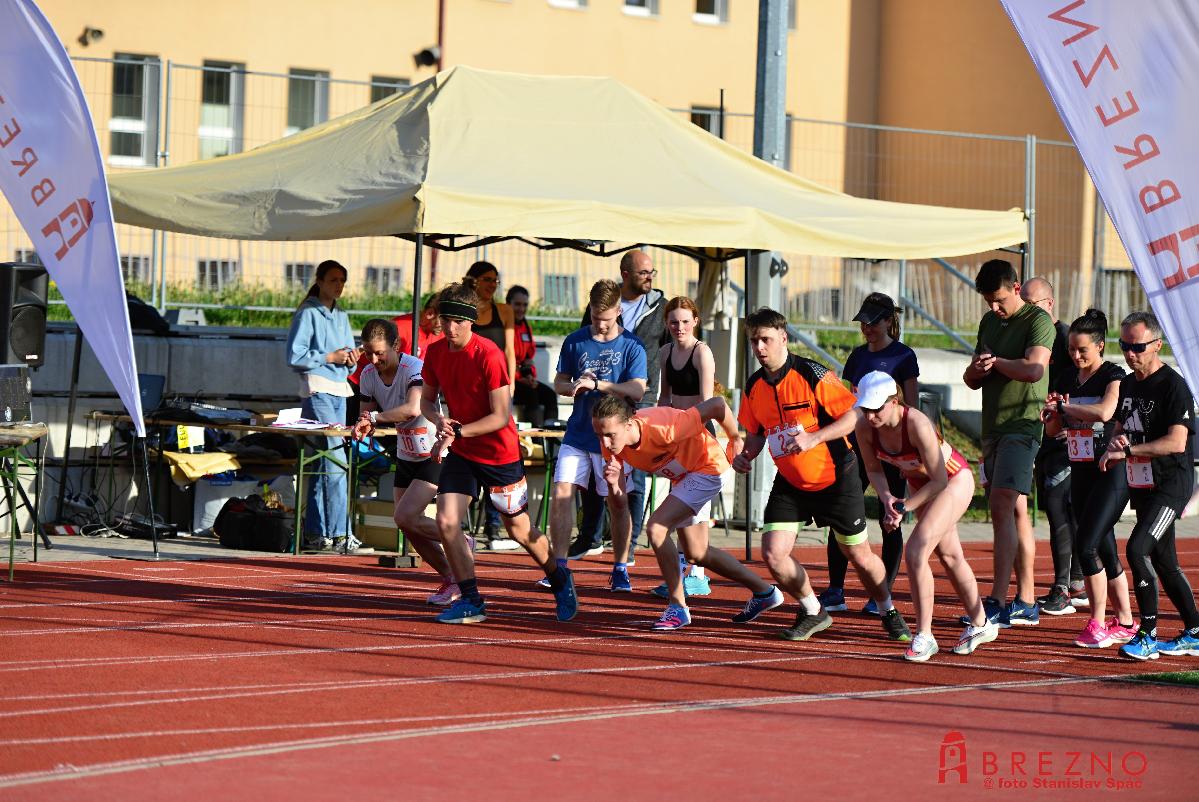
(553, 443, 631, 497)
(669, 472, 723, 528)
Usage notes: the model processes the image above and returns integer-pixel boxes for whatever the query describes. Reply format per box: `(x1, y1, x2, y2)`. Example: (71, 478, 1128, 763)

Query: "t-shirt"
(557, 327, 648, 452)
(1055, 359, 1125, 460)
(1038, 320, 1077, 461)
(739, 354, 857, 491)
(1114, 364, 1195, 503)
(349, 314, 443, 385)
(842, 340, 919, 388)
(421, 334, 519, 465)
(975, 302, 1056, 439)
(514, 318, 537, 378)
(359, 354, 436, 462)
(620, 295, 650, 332)
(601, 407, 726, 482)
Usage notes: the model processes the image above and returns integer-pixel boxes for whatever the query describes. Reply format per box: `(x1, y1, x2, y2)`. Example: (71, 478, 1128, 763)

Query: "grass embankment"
(1123, 671, 1199, 688)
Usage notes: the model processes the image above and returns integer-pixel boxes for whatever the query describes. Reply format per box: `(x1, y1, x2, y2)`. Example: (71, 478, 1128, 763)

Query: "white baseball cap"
(854, 370, 898, 410)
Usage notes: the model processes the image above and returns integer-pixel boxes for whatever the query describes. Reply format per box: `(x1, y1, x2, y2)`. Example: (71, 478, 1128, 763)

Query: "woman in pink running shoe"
(853, 371, 998, 662)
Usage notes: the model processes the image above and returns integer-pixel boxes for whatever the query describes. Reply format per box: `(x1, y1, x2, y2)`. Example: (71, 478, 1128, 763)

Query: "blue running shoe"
(818, 587, 847, 612)
(961, 596, 1009, 628)
(862, 598, 880, 616)
(652, 604, 691, 631)
(1159, 632, 1199, 657)
(436, 596, 486, 624)
(609, 566, 632, 593)
(732, 586, 784, 623)
(1007, 598, 1040, 627)
(553, 569, 579, 622)
(650, 582, 670, 599)
(1121, 631, 1160, 661)
(683, 574, 712, 596)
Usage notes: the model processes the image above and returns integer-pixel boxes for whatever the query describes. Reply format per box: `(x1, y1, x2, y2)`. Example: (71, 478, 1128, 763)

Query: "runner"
(1040, 309, 1137, 648)
(591, 394, 783, 631)
(853, 372, 998, 661)
(420, 282, 577, 624)
(351, 318, 465, 606)
(1098, 312, 1199, 660)
(731, 307, 911, 643)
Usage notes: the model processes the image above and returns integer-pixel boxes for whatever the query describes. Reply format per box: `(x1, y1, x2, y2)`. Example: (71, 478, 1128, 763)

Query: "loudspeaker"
(0, 262, 48, 368)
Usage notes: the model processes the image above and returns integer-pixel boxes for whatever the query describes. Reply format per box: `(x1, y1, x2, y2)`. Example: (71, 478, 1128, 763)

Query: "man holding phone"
(963, 259, 1055, 628)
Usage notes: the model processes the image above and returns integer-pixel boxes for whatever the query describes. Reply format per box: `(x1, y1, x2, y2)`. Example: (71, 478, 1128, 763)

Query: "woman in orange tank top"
(853, 371, 997, 662)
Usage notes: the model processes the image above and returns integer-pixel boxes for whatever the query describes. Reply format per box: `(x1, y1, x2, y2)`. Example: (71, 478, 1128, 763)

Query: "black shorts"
(437, 451, 528, 516)
(763, 465, 868, 544)
(394, 457, 440, 489)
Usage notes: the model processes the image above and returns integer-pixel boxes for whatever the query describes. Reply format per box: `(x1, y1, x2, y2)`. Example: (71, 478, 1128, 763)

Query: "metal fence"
(0, 57, 1136, 330)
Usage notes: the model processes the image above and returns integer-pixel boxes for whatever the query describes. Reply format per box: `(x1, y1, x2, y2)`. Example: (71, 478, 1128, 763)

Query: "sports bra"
(664, 342, 702, 397)
(870, 406, 969, 484)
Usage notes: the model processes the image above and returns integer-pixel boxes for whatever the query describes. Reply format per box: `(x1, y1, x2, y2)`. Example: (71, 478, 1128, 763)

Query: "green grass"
(1123, 671, 1199, 687)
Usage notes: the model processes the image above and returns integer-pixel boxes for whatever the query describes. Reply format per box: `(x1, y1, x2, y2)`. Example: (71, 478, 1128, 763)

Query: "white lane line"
(0, 673, 1157, 790)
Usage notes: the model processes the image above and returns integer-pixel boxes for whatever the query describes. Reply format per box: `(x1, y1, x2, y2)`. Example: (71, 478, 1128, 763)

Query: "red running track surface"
(0, 543, 1196, 800)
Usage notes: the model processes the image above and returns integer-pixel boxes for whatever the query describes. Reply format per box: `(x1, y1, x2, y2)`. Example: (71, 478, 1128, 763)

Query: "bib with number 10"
(396, 425, 433, 460)
(1066, 429, 1094, 462)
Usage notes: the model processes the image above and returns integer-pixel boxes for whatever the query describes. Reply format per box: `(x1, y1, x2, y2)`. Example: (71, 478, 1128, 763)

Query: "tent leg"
(53, 328, 84, 523)
(410, 235, 423, 355)
(743, 249, 753, 562)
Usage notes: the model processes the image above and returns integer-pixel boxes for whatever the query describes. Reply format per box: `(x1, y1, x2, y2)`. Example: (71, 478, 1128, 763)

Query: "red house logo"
(938, 731, 967, 784)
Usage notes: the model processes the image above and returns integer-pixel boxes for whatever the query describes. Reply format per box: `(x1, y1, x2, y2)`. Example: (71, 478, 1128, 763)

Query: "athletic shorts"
(393, 457, 440, 489)
(669, 472, 723, 528)
(437, 451, 529, 516)
(981, 433, 1039, 495)
(762, 466, 868, 545)
(553, 443, 631, 497)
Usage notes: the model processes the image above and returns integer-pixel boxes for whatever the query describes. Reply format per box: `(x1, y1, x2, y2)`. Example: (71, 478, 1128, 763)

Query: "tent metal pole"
(54, 328, 84, 522)
(743, 249, 753, 561)
(410, 234, 423, 355)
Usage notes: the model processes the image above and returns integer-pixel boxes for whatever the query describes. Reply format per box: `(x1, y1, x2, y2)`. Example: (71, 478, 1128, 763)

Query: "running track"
(1, 543, 1196, 800)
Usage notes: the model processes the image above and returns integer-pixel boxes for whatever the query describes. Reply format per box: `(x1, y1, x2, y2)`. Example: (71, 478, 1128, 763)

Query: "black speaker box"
(0, 263, 48, 368)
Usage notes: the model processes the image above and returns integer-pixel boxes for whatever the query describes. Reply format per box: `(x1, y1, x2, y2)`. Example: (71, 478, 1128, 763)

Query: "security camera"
(76, 27, 104, 47)
(413, 46, 441, 69)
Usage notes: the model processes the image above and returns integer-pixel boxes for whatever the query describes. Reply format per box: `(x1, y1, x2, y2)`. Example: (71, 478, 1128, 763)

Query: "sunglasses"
(1118, 338, 1160, 353)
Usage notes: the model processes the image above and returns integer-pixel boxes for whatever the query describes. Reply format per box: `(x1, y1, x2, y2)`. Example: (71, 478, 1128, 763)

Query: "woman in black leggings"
(1043, 310, 1135, 649)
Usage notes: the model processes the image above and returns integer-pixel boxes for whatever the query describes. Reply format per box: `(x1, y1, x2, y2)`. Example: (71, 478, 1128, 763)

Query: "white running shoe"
(953, 620, 1000, 655)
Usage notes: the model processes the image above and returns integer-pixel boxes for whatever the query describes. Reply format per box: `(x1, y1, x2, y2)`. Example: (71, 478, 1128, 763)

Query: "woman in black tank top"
(465, 261, 516, 390)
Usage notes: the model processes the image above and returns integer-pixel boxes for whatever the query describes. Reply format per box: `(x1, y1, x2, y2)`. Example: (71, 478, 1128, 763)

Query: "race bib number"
(488, 479, 529, 516)
(396, 425, 433, 459)
(1126, 457, 1154, 489)
(656, 459, 688, 481)
(1066, 429, 1095, 462)
(766, 424, 802, 459)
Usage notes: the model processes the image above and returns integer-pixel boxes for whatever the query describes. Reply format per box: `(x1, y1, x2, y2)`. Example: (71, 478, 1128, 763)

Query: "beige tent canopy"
(108, 65, 1026, 259)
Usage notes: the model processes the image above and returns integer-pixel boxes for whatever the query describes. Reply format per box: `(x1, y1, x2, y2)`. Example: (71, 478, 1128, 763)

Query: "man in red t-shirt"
(420, 282, 578, 625)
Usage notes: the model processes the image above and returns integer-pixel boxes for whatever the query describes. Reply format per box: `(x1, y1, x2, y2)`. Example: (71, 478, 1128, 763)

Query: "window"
(121, 255, 152, 284)
(694, 0, 728, 24)
(13, 249, 41, 265)
(199, 61, 244, 160)
(364, 266, 404, 294)
(686, 280, 699, 300)
(548, 0, 587, 8)
(541, 274, 578, 310)
(690, 105, 720, 136)
(789, 0, 797, 31)
(623, 0, 657, 15)
(286, 69, 329, 136)
(284, 262, 315, 288)
(110, 53, 161, 167)
(196, 259, 240, 291)
(370, 76, 410, 104)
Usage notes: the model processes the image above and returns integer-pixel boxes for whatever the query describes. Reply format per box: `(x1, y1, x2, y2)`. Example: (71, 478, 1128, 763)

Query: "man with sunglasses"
(963, 259, 1055, 628)
(1099, 311, 1199, 660)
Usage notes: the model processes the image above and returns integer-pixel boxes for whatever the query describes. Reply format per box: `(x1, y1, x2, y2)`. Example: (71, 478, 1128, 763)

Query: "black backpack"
(214, 494, 292, 553)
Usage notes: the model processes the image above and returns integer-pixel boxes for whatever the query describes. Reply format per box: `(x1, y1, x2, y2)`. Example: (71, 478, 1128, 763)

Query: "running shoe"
(1120, 631, 1160, 661)
(1069, 584, 1090, 607)
(862, 598, 881, 616)
(553, 569, 579, 622)
(535, 576, 553, 591)
(779, 608, 834, 641)
(1075, 619, 1113, 649)
(487, 538, 521, 552)
(684, 574, 712, 596)
(567, 538, 604, 560)
(1039, 585, 1076, 616)
(731, 586, 784, 624)
(905, 632, 940, 662)
(881, 608, 912, 642)
(609, 566, 632, 593)
(1006, 598, 1040, 627)
(1158, 632, 1199, 657)
(436, 596, 487, 624)
(817, 587, 848, 612)
(1105, 618, 1138, 644)
(427, 580, 461, 606)
(652, 604, 691, 631)
(953, 620, 1000, 655)
(960, 596, 1008, 627)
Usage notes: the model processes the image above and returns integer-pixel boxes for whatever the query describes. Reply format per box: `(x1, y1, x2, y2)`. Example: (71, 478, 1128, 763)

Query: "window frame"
(623, 0, 658, 17)
(693, 0, 729, 25)
(196, 259, 241, 292)
(369, 75, 410, 104)
(109, 53, 161, 168)
(541, 274, 578, 310)
(198, 60, 245, 160)
(285, 68, 330, 137)
(364, 265, 405, 295)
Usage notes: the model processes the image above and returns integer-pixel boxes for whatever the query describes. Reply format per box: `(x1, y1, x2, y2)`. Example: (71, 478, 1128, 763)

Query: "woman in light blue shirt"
(286, 260, 359, 549)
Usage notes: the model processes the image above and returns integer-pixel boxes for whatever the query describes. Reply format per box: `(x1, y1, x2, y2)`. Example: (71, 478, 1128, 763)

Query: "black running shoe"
(567, 537, 603, 560)
(1039, 585, 1077, 616)
(881, 608, 912, 642)
(779, 608, 834, 641)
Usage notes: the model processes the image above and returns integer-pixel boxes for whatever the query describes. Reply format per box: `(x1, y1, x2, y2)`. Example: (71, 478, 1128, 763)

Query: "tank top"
(474, 301, 507, 351)
(870, 406, 969, 488)
(664, 342, 702, 397)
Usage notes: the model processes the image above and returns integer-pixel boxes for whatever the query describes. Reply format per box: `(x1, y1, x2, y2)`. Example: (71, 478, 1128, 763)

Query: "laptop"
(138, 373, 166, 416)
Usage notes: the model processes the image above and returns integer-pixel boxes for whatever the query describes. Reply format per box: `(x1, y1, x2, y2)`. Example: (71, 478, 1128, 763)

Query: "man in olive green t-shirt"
(963, 259, 1054, 628)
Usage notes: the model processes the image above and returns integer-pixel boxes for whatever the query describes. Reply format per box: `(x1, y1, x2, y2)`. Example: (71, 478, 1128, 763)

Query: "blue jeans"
(579, 467, 647, 560)
(301, 392, 348, 538)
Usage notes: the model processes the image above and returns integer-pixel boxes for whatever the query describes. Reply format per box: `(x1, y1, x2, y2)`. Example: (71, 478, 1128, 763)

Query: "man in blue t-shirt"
(549, 279, 648, 593)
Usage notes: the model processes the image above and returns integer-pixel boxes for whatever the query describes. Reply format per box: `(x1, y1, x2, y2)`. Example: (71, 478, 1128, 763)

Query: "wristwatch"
(1056, 398, 1065, 416)
(451, 422, 463, 438)
(592, 376, 600, 392)
(368, 410, 379, 425)
(1123, 443, 1133, 458)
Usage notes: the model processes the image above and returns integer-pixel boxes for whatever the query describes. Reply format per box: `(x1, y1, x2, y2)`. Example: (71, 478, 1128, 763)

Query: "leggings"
(1072, 461, 1125, 580)
(827, 452, 904, 591)
(1126, 493, 1199, 638)
(1035, 452, 1079, 588)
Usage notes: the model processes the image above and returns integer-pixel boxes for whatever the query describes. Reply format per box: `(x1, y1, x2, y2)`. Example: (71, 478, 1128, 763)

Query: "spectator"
(962, 259, 1053, 627)
(506, 285, 559, 427)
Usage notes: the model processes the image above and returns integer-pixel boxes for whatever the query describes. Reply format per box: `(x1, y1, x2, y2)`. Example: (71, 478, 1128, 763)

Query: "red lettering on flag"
(1148, 225, 1199, 289)
(1115, 134, 1159, 170)
(1073, 44, 1118, 88)
(1140, 180, 1181, 214)
(1049, 0, 1100, 46)
(40, 197, 93, 260)
(1096, 91, 1138, 126)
